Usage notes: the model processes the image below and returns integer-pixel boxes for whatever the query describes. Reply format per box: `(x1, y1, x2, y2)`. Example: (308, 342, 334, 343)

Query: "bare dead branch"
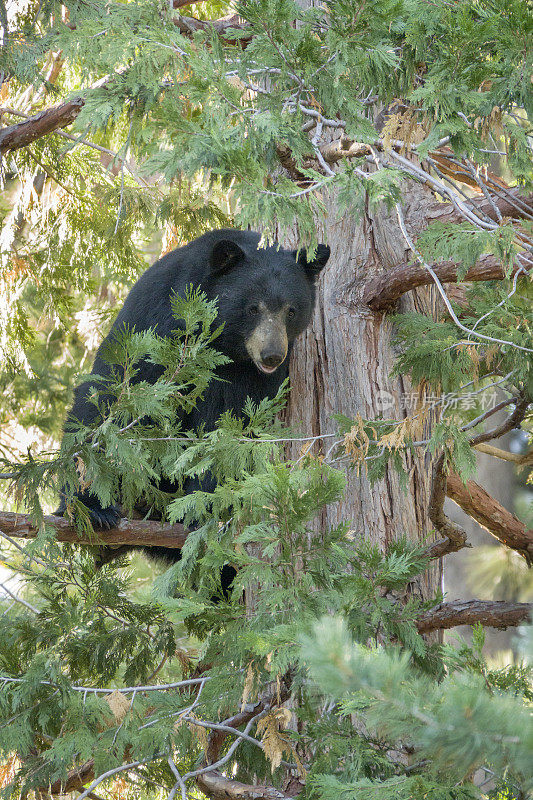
(474, 443, 533, 465)
(416, 599, 532, 633)
(0, 511, 188, 549)
(469, 395, 530, 448)
(446, 471, 533, 563)
(361, 254, 523, 311)
(322, 137, 533, 222)
(0, 98, 85, 155)
(196, 772, 296, 800)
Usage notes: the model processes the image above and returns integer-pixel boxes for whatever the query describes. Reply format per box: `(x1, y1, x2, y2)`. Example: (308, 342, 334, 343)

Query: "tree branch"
(172, 0, 204, 7)
(0, 98, 85, 155)
(322, 137, 533, 223)
(474, 443, 533, 465)
(469, 395, 530, 448)
(416, 599, 532, 633)
(0, 511, 188, 549)
(172, 13, 251, 45)
(427, 397, 530, 560)
(426, 454, 469, 559)
(196, 771, 296, 800)
(446, 471, 533, 564)
(361, 254, 523, 311)
(205, 681, 291, 765)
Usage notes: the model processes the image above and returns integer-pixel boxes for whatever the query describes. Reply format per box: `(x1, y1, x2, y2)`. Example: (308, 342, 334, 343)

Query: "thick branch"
(416, 600, 532, 633)
(427, 398, 529, 560)
(426, 454, 469, 559)
(173, 13, 251, 45)
(197, 772, 296, 800)
(48, 759, 95, 795)
(0, 98, 85, 155)
(361, 254, 520, 310)
(0, 511, 188, 549)
(446, 472, 533, 563)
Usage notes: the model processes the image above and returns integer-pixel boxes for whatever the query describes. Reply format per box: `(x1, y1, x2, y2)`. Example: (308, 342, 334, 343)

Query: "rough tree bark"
(284, 181, 443, 604)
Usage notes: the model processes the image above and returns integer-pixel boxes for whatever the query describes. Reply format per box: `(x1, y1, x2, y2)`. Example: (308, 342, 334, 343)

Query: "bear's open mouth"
(255, 360, 282, 374)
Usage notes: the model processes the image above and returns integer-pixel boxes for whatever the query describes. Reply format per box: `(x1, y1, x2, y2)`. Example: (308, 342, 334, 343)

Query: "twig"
(0, 528, 49, 567)
(469, 395, 530, 447)
(0, 581, 39, 614)
(185, 709, 269, 781)
(0, 675, 212, 694)
(76, 756, 157, 800)
(167, 757, 187, 800)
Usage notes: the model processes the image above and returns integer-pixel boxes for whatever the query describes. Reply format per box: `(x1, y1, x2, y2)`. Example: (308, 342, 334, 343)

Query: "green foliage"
(393, 280, 533, 396)
(300, 618, 533, 799)
(0, 275, 531, 800)
(1, 1, 532, 799)
(416, 223, 517, 280)
(3, 286, 229, 523)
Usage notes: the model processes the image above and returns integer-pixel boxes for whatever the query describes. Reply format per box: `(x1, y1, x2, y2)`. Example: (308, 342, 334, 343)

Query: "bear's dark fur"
(59, 229, 330, 572)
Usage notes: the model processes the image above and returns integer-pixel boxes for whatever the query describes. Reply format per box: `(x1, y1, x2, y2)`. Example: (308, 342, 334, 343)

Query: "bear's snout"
(245, 305, 289, 374)
(260, 349, 284, 369)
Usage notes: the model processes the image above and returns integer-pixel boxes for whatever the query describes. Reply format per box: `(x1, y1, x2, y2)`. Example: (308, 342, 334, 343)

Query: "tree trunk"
(284, 182, 443, 603)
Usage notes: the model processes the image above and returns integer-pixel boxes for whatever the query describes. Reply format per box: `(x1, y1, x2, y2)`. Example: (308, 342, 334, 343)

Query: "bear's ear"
(296, 244, 331, 281)
(210, 240, 246, 275)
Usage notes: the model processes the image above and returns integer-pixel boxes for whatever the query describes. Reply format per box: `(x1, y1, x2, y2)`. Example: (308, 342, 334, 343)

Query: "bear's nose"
(260, 350, 284, 368)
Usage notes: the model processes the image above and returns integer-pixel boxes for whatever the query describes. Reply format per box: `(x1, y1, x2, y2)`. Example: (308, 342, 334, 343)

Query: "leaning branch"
(446, 472, 533, 564)
(416, 600, 532, 633)
(474, 443, 533, 465)
(196, 771, 295, 800)
(0, 98, 85, 155)
(0, 511, 188, 549)
(360, 254, 522, 311)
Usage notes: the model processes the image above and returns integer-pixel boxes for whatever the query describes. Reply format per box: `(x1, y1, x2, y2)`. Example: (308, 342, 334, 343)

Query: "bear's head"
(204, 233, 330, 374)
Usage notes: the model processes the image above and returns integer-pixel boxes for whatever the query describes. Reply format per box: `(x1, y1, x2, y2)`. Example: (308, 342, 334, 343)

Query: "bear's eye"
(288, 307, 296, 318)
(248, 305, 260, 317)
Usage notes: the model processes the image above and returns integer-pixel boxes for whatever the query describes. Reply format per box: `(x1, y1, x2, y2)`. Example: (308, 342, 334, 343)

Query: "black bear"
(58, 229, 330, 573)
